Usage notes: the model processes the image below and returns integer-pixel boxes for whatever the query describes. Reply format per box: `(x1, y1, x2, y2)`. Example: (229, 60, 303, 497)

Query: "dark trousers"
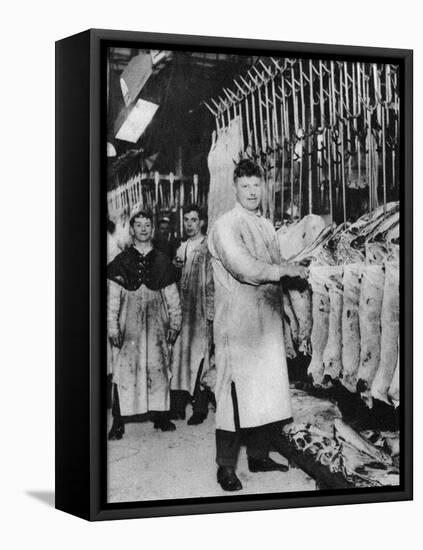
(192, 383, 209, 416)
(170, 387, 209, 415)
(215, 382, 283, 467)
(169, 389, 190, 415)
(170, 358, 210, 416)
(111, 383, 121, 418)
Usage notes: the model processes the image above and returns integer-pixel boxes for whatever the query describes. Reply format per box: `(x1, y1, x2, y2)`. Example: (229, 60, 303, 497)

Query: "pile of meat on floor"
(278, 203, 400, 410)
(280, 389, 399, 489)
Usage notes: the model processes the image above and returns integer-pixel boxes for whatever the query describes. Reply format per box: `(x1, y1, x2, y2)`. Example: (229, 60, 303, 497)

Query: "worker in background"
(153, 215, 179, 259)
(208, 159, 309, 492)
(169, 205, 214, 425)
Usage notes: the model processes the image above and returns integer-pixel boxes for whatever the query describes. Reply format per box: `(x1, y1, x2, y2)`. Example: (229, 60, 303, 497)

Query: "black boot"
(108, 385, 124, 440)
(187, 412, 207, 425)
(153, 412, 176, 432)
(108, 416, 125, 440)
(187, 388, 209, 425)
(248, 456, 289, 473)
(217, 466, 243, 491)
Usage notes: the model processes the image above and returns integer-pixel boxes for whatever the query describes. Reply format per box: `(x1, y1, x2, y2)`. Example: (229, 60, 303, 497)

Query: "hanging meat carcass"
(277, 215, 326, 354)
(286, 225, 348, 359)
(282, 291, 300, 346)
(322, 266, 344, 384)
(352, 208, 400, 406)
(356, 264, 385, 407)
(370, 261, 400, 404)
(288, 286, 313, 355)
(387, 338, 400, 408)
(284, 226, 339, 358)
(207, 117, 243, 230)
(340, 263, 362, 393)
(283, 315, 297, 360)
(307, 266, 331, 386)
(348, 205, 399, 404)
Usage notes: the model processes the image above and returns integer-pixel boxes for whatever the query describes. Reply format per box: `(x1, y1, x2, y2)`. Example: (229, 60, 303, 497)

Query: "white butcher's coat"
(208, 203, 292, 431)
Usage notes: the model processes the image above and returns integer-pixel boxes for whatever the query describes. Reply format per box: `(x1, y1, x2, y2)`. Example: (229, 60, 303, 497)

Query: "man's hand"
(280, 263, 309, 280)
(108, 328, 122, 348)
(166, 329, 178, 345)
(173, 256, 184, 269)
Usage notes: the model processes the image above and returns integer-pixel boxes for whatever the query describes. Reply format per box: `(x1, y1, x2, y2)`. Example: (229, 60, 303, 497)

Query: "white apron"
(208, 203, 292, 431)
(170, 237, 214, 394)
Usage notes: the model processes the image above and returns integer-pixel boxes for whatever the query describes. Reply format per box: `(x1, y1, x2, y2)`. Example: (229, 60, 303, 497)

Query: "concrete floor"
(107, 403, 317, 503)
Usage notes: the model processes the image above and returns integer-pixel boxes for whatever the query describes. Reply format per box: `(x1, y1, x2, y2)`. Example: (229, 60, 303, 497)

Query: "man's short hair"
(233, 159, 262, 182)
(130, 210, 153, 227)
(183, 204, 204, 220)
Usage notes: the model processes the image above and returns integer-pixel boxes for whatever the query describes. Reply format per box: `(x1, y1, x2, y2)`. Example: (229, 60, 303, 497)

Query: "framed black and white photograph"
(55, 28, 412, 521)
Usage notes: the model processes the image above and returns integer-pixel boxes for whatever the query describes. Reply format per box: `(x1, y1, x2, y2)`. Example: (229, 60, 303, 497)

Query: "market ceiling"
(107, 48, 256, 182)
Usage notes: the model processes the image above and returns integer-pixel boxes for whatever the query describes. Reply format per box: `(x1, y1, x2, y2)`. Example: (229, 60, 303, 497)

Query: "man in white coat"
(208, 159, 309, 491)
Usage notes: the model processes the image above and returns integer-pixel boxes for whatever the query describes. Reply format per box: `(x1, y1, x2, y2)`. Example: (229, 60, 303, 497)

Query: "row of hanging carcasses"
(278, 202, 400, 410)
(205, 59, 400, 226)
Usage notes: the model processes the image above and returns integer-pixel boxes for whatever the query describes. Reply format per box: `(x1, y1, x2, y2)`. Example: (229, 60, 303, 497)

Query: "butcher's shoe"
(248, 456, 289, 473)
(154, 418, 176, 432)
(108, 419, 125, 440)
(187, 412, 207, 425)
(217, 467, 243, 492)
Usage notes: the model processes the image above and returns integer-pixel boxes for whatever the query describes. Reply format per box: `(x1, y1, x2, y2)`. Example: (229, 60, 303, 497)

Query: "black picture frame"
(55, 28, 413, 521)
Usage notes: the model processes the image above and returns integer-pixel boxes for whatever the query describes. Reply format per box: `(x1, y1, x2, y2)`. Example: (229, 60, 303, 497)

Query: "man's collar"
(187, 233, 205, 243)
(235, 202, 262, 217)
